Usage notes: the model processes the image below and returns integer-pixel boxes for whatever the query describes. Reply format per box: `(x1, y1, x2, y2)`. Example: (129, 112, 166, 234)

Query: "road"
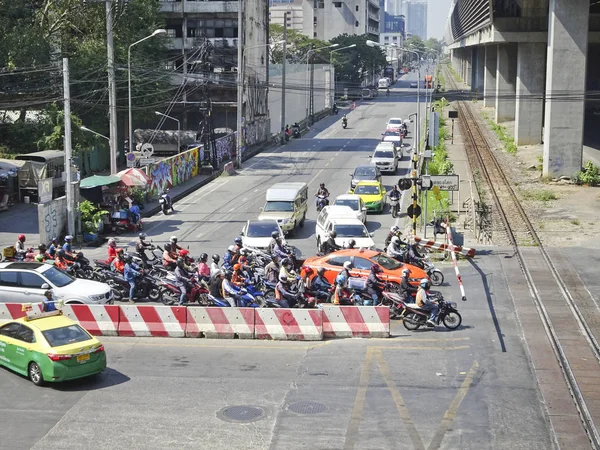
(0, 72, 554, 449)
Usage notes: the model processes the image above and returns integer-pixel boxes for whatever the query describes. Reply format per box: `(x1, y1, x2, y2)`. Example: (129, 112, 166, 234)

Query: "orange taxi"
(300, 248, 428, 287)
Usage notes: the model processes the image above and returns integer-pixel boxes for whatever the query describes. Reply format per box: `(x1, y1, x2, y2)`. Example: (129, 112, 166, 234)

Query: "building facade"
(303, 0, 380, 41)
(269, 0, 304, 31)
(406, 0, 427, 39)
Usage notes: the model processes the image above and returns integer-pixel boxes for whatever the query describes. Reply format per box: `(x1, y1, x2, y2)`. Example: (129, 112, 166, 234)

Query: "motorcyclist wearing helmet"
(275, 275, 298, 308)
(333, 261, 354, 305)
(35, 244, 48, 263)
(170, 236, 183, 253)
(366, 264, 386, 306)
(54, 249, 70, 271)
(315, 183, 330, 208)
(385, 225, 405, 248)
(62, 235, 79, 261)
(14, 234, 27, 259)
(345, 239, 357, 250)
(312, 267, 332, 302)
(264, 256, 280, 283)
(209, 270, 226, 300)
(342, 115, 348, 125)
(279, 258, 296, 282)
(47, 237, 60, 259)
(231, 263, 245, 287)
(162, 243, 177, 270)
(269, 233, 290, 262)
(233, 237, 243, 253)
(387, 235, 405, 261)
(416, 278, 438, 326)
(399, 268, 418, 301)
(178, 249, 194, 271)
(222, 270, 243, 307)
(107, 238, 119, 263)
(223, 245, 237, 271)
(124, 255, 142, 304)
(389, 185, 400, 202)
(174, 257, 194, 306)
(321, 230, 341, 255)
(197, 253, 211, 282)
(210, 254, 221, 278)
(135, 233, 153, 268)
(335, 260, 353, 287)
(268, 231, 280, 255)
(111, 248, 126, 274)
(406, 243, 425, 267)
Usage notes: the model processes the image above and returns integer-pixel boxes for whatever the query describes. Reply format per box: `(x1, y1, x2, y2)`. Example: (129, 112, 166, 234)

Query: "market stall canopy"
(117, 168, 151, 187)
(80, 174, 121, 189)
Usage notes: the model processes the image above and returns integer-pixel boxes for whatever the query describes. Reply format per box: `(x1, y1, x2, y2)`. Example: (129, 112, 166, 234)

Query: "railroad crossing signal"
(407, 204, 422, 218)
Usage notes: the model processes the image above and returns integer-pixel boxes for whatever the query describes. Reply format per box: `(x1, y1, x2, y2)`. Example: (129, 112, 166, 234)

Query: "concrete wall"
(269, 64, 333, 134)
(38, 196, 67, 246)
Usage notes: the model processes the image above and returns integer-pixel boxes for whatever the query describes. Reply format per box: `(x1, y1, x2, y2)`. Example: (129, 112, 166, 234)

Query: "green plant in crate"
(80, 200, 108, 234)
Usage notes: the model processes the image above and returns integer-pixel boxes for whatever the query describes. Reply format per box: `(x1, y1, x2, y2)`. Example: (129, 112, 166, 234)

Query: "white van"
(378, 78, 390, 89)
(258, 182, 308, 235)
(315, 206, 375, 250)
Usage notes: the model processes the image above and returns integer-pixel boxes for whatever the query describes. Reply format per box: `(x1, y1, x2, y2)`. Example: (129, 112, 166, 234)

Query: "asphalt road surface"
(0, 72, 553, 449)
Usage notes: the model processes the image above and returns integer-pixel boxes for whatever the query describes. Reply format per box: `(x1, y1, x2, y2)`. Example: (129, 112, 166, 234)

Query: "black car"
(350, 165, 383, 189)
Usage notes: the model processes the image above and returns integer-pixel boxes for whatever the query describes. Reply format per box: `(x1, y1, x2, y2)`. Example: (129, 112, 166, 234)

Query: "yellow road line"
(343, 347, 374, 450)
(375, 348, 426, 450)
(427, 360, 480, 450)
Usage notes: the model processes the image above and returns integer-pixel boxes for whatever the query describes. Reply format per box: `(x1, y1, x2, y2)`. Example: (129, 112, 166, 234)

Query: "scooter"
(160, 275, 210, 305)
(159, 191, 174, 215)
(292, 127, 301, 139)
(399, 292, 462, 331)
(342, 119, 348, 129)
(389, 197, 400, 218)
(316, 194, 329, 212)
(104, 271, 162, 302)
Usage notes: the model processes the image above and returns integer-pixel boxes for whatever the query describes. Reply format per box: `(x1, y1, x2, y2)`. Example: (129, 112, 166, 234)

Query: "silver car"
(370, 143, 399, 174)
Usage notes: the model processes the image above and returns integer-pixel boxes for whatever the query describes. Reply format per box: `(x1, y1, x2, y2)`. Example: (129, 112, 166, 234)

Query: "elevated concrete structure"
(445, 0, 600, 177)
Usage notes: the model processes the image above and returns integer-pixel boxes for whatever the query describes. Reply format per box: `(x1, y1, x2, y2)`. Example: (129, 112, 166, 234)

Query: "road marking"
(229, 207, 235, 212)
(371, 345, 471, 351)
(428, 360, 479, 450)
(375, 348, 425, 449)
(325, 163, 329, 167)
(105, 340, 333, 350)
(330, 157, 334, 161)
(242, 197, 248, 202)
(195, 232, 204, 239)
(343, 347, 374, 450)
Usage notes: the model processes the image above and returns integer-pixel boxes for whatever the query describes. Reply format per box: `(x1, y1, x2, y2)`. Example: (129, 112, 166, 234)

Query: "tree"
(329, 34, 387, 85)
(404, 35, 426, 61)
(269, 24, 330, 64)
(424, 38, 443, 58)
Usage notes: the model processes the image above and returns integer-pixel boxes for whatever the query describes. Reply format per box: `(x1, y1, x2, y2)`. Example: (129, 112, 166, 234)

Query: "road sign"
(139, 158, 156, 165)
(407, 204, 422, 218)
(126, 152, 137, 168)
(38, 179, 52, 204)
(140, 143, 154, 158)
(430, 174, 460, 191)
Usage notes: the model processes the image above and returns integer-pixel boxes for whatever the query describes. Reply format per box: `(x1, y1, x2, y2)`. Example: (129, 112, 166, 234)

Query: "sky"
(427, 0, 452, 40)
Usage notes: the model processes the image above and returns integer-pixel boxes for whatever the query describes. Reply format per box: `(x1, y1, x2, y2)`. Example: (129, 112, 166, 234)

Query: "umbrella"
(80, 175, 121, 189)
(117, 168, 151, 187)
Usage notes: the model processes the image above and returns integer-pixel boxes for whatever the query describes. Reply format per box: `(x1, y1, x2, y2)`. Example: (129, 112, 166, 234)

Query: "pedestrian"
(43, 290, 57, 312)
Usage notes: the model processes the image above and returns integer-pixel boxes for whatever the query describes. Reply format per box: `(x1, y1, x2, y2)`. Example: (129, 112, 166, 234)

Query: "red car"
(300, 248, 428, 288)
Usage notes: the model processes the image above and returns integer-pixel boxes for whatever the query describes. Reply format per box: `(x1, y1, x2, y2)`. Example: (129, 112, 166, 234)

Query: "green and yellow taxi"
(0, 308, 106, 386)
(350, 180, 387, 213)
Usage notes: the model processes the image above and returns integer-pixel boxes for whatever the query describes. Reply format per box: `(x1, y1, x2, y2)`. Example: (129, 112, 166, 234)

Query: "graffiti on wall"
(246, 74, 268, 121)
(38, 197, 67, 245)
(245, 119, 270, 147)
(216, 133, 235, 164)
(149, 147, 199, 196)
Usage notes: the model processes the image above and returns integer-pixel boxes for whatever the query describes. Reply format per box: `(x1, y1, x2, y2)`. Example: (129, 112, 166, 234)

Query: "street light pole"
(128, 29, 166, 157)
(155, 111, 181, 154)
(304, 44, 339, 120)
(105, 0, 118, 175)
(81, 126, 110, 141)
(329, 44, 356, 108)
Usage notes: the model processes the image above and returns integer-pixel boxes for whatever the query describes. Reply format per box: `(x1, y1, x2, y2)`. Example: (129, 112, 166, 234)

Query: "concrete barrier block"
(117, 305, 187, 337)
(322, 306, 390, 338)
(254, 309, 323, 341)
(186, 307, 255, 339)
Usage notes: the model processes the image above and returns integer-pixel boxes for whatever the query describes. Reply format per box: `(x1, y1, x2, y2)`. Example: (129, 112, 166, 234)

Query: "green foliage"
(488, 120, 517, 154)
(405, 36, 425, 59)
(80, 200, 108, 234)
(448, 65, 461, 82)
(329, 34, 387, 84)
(575, 161, 600, 186)
(521, 189, 557, 202)
(269, 25, 330, 63)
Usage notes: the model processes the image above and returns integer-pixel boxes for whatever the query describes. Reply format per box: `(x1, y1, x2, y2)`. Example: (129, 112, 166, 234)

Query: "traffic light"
(397, 178, 412, 191)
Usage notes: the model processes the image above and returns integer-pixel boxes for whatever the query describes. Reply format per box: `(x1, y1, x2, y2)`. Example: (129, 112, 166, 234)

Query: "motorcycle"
(389, 196, 400, 218)
(316, 194, 329, 212)
(332, 105, 339, 115)
(400, 292, 462, 331)
(104, 271, 162, 302)
(2, 246, 35, 262)
(160, 275, 210, 305)
(159, 192, 174, 215)
(109, 210, 143, 234)
(292, 127, 301, 139)
(342, 119, 348, 129)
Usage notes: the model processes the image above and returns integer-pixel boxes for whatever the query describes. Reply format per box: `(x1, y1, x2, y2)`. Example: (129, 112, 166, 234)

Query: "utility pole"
(236, 0, 245, 169)
(280, 12, 287, 138)
(309, 54, 315, 124)
(63, 58, 75, 237)
(105, 0, 118, 174)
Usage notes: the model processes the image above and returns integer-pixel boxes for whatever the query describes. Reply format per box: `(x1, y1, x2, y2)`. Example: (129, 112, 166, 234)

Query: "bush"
(575, 161, 600, 186)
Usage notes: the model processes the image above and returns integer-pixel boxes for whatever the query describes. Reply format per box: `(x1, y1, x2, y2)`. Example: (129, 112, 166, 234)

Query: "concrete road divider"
(222, 161, 236, 176)
(254, 309, 323, 341)
(186, 307, 255, 339)
(0, 304, 26, 324)
(322, 306, 390, 338)
(62, 305, 120, 336)
(118, 305, 187, 337)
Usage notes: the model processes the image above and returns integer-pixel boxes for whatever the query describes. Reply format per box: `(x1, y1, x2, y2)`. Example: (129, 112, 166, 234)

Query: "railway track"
(443, 66, 600, 449)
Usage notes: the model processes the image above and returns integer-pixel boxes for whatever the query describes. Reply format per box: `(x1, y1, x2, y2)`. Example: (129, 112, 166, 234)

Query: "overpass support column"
(475, 46, 485, 94)
(543, 0, 589, 176)
(483, 45, 497, 108)
(495, 43, 517, 123)
(465, 48, 472, 87)
(515, 43, 545, 146)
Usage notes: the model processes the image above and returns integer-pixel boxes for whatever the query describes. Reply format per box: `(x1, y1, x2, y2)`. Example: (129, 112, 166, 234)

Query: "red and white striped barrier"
(414, 236, 476, 258)
(62, 305, 120, 336)
(442, 223, 467, 302)
(322, 306, 390, 338)
(186, 307, 255, 339)
(0, 304, 26, 324)
(254, 309, 323, 341)
(117, 305, 187, 337)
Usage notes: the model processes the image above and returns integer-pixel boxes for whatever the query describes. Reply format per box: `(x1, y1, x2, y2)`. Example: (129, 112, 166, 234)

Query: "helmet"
(330, 231, 337, 238)
(371, 264, 382, 273)
(282, 258, 292, 268)
(343, 261, 353, 270)
(234, 237, 242, 246)
(224, 270, 233, 280)
(391, 236, 400, 244)
(279, 275, 288, 283)
(170, 236, 177, 244)
(57, 249, 65, 257)
(18, 234, 25, 242)
(179, 249, 190, 257)
(65, 235, 73, 241)
(51, 237, 58, 243)
(391, 225, 400, 233)
(116, 248, 124, 254)
(200, 253, 208, 262)
(419, 278, 430, 289)
(271, 231, 280, 239)
(240, 248, 250, 256)
(402, 268, 411, 277)
(164, 243, 172, 252)
(212, 254, 220, 263)
(233, 263, 242, 271)
(176, 257, 185, 266)
(139, 233, 147, 240)
(108, 238, 116, 247)
(320, 183, 325, 188)
(227, 245, 236, 252)
(348, 239, 356, 247)
(38, 244, 47, 251)
(317, 267, 325, 275)
(125, 256, 133, 264)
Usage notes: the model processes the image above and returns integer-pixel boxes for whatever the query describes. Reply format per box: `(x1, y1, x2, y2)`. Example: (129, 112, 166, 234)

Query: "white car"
(240, 220, 286, 251)
(370, 142, 399, 173)
(316, 206, 375, 250)
(386, 117, 403, 131)
(0, 262, 112, 305)
(381, 130, 403, 155)
(333, 194, 368, 224)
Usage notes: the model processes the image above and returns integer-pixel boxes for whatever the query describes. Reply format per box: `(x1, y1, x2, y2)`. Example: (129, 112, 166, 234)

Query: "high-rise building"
(269, 0, 304, 31)
(385, 0, 402, 16)
(303, 0, 380, 41)
(406, 0, 427, 39)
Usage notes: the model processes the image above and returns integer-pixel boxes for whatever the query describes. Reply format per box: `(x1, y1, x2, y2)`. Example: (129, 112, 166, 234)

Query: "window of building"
(165, 61, 175, 71)
(355, 5, 359, 11)
(314, 32, 317, 37)
(392, 36, 398, 40)
(355, 20, 359, 27)
(318, 1, 324, 8)
(166, 28, 177, 38)
(334, 2, 342, 7)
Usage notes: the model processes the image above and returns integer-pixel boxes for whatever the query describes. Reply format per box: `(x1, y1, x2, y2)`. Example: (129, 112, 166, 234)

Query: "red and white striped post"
(442, 221, 467, 302)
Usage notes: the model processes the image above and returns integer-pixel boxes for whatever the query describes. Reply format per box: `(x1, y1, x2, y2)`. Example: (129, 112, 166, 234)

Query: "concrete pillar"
(543, 0, 589, 177)
(495, 43, 517, 123)
(470, 47, 478, 89)
(465, 48, 472, 86)
(515, 43, 545, 146)
(483, 45, 497, 107)
(476, 46, 485, 93)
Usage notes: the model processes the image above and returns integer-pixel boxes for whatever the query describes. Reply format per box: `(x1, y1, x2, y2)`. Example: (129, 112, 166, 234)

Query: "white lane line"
(325, 163, 329, 167)
(195, 231, 204, 239)
(229, 207, 235, 212)
(242, 197, 248, 202)
(330, 157, 334, 161)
